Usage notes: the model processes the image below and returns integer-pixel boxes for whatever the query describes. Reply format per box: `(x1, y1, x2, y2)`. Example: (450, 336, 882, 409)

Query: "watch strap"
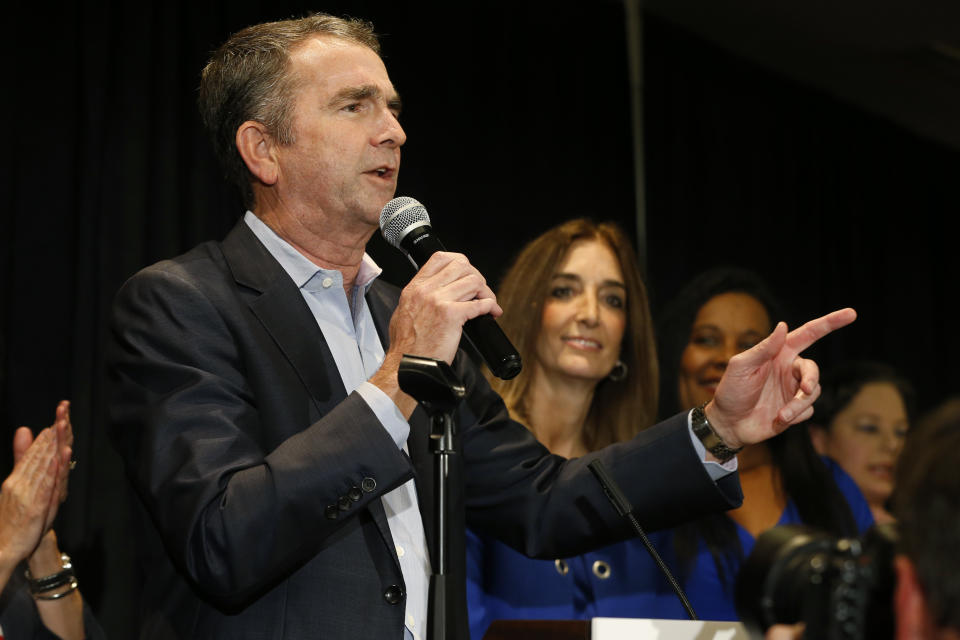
(691, 402, 743, 464)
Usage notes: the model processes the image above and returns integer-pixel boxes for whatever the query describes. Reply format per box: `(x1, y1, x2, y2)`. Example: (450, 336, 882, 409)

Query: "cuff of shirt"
(356, 381, 410, 450)
(687, 409, 738, 481)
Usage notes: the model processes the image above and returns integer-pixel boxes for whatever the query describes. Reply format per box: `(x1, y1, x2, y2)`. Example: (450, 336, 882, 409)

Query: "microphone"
(379, 196, 522, 380)
(587, 459, 699, 621)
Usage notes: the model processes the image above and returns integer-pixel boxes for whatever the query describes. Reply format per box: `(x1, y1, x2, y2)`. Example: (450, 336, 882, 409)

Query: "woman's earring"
(608, 360, 628, 382)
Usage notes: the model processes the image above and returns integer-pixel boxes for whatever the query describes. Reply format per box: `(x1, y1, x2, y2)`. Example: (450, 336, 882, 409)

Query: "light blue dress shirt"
(244, 212, 429, 640)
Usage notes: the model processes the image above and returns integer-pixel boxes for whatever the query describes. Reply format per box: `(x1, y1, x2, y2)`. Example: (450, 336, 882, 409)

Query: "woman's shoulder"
(819, 456, 875, 532)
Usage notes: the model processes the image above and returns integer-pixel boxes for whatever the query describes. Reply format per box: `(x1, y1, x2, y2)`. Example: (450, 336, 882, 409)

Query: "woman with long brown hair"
(465, 219, 685, 638)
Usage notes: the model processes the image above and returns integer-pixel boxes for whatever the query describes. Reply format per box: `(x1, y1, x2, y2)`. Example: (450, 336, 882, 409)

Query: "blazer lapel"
(221, 220, 347, 414)
(222, 222, 409, 570)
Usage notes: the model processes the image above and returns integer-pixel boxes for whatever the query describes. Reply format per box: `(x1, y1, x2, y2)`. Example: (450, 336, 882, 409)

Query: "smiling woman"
(531, 240, 629, 415)
(465, 218, 678, 638)
(677, 291, 771, 411)
(484, 218, 657, 454)
(646, 267, 875, 621)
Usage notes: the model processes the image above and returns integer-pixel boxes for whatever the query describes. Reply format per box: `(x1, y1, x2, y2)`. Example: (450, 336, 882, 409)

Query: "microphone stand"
(397, 355, 466, 640)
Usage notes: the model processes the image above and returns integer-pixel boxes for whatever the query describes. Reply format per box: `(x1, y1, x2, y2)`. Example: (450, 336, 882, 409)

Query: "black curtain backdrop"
(2, 2, 634, 636)
(643, 14, 959, 413)
(0, 3, 955, 637)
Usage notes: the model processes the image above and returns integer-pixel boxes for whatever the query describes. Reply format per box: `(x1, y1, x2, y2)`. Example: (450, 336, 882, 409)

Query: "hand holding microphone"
(380, 197, 521, 380)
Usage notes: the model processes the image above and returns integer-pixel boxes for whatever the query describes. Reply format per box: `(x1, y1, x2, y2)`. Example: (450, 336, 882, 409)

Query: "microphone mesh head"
(380, 196, 430, 248)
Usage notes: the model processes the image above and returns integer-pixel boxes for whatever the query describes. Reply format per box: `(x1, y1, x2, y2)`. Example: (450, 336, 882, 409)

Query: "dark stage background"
(2, 2, 957, 636)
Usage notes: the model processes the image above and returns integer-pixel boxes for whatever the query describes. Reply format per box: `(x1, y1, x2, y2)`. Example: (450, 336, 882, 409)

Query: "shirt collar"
(243, 210, 382, 293)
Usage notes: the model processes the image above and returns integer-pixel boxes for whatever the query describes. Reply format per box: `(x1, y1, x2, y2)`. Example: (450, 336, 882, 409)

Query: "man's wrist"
(369, 351, 417, 418)
(694, 401, 744, 463)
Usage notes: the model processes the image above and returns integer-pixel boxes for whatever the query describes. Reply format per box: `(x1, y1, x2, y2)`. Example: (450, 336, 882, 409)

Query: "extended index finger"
(786, 308, 857, 353)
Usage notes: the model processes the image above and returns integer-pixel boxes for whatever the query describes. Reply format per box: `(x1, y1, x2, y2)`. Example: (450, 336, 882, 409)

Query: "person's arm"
(25, 530, 84, 640)
(458, 311, 856, 558)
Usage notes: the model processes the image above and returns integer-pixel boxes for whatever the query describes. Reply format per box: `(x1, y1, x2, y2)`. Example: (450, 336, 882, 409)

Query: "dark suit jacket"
(107, 220, 742, 639)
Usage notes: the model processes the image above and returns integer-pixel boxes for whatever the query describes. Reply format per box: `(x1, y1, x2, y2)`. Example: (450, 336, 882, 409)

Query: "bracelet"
(25, 552, 78, 597)
(32, 578, 79, 600)
(691, 402, 743, 464)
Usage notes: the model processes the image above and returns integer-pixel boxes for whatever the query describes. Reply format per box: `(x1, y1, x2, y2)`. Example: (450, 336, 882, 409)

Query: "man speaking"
(107, 13, 855, 639)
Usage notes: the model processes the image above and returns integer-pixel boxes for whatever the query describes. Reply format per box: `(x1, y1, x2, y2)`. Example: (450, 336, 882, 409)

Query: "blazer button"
(338, 496, 352, 511)
(593, 560, 612, 579)
(348, 486, 363, 502)
(383, 584, 404, 604)
(324, 505, 338, 520)
(361, 477, 377, 492)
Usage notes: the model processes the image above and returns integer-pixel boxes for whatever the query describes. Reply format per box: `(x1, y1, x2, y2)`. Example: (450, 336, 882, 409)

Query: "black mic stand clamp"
(397, 355, 466, 640)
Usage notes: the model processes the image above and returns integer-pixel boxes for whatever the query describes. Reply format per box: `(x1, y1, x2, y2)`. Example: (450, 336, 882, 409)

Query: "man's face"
(275, 36, 405, 228)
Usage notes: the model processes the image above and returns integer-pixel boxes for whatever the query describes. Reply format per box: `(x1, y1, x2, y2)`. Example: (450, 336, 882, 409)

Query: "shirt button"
(395, 544, 405, 558)
(321, 277, 333, 288)
(383, 584, 404, 604)
(407, 613, 415, 626)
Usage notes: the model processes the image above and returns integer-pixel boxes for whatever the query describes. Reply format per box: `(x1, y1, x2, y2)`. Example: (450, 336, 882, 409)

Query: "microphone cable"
(587, 458, 698, 621)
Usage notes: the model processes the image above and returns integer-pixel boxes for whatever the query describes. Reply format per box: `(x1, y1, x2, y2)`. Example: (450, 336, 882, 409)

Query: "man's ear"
(236, 121, 279, 186)
(894, 554, 935, 640)
(808, 424, 828, 455)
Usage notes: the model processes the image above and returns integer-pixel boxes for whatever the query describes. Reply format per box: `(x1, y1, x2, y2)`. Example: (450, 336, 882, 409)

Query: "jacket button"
(338, 496, 352, 511)
(383, 585, 404, 604)
(324, 505, 338, 520)
(593, 560, 612, 579)
(361, 477, 377, 492)
(348, 486, 363, 502)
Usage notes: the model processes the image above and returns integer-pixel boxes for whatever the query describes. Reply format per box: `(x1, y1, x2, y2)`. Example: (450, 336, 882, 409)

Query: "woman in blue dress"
(465, 219, 687, 639)
(652, 268, 874, 621)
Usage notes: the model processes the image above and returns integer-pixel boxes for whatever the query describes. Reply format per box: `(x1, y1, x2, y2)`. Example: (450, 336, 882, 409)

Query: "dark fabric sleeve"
(456, 356, 743, 559)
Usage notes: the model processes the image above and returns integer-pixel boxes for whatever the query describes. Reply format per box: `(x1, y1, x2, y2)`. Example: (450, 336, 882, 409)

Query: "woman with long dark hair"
(808, 361, 915, 524)
(652, 267, 874, 620)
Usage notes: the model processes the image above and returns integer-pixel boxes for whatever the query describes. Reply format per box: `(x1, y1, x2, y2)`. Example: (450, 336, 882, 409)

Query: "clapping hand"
(0, 401, 72, 569)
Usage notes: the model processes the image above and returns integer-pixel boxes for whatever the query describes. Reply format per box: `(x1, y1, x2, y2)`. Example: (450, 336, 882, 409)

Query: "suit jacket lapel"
(222, 223, 434, 575)
(222, 221, 409, 569)
(221, 220, 348, 414)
